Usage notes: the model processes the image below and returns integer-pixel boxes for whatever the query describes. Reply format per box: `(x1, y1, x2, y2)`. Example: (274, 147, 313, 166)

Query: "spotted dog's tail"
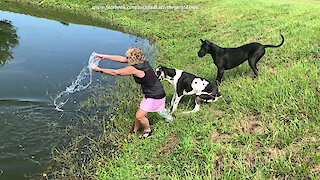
(263, 34, 284, 48)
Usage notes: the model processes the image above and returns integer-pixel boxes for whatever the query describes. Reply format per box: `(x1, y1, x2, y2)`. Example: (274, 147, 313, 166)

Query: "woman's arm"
(91, 66, 145, 77)
(96, 54, 128, 63)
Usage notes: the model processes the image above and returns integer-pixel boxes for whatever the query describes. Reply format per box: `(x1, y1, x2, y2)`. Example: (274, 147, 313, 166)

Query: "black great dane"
(198, 34, 284, 84)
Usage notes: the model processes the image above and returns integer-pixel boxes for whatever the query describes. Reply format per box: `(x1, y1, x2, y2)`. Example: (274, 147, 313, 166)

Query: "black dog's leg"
(216, 68, 224, 85)
(249, 60, 259, 78)
(248, 50, 265, 78)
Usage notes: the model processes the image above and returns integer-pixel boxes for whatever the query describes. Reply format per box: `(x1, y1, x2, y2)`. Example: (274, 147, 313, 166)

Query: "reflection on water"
(0, 20, 19, 66)
(0, 9, 152, 179)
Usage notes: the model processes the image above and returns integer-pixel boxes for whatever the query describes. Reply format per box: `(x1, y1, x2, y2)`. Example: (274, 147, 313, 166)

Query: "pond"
(0, 9, 151, 179)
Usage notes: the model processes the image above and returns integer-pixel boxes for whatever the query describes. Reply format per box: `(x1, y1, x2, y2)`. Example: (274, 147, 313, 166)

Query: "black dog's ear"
(200, 39, 204, 43)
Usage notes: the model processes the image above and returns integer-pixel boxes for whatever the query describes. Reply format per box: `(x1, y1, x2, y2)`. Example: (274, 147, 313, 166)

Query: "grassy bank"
(4, 0, 320, 179)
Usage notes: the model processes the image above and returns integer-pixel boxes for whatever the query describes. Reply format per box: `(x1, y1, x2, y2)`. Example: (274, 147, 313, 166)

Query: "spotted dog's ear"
(160, 66, 167, 75)
(158, 65, 168, 71)
(156, 65, 163, 71)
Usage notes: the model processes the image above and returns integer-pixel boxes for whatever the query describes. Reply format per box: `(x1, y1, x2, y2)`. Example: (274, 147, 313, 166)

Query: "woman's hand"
(95, 54, 106, 60)
(95, 53, 128, 63)
(91, 67, 102, 72)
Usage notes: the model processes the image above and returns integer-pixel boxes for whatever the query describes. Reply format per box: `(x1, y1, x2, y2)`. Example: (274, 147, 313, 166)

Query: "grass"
(2, 0, 320, 179)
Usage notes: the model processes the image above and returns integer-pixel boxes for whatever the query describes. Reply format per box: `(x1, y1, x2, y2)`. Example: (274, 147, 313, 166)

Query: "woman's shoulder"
(132, 61, 150, 70)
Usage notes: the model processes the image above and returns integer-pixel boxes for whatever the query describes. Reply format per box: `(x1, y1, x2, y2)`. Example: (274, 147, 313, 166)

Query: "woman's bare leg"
(135, 108, 151, 133)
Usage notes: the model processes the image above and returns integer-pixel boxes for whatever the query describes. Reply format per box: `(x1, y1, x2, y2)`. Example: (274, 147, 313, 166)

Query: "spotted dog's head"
(155, 65, 176, 82)
(155, 65, 165, 81)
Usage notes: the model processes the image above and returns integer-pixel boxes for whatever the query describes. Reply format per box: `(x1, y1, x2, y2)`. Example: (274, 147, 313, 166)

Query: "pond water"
(0, 9, 151, 179)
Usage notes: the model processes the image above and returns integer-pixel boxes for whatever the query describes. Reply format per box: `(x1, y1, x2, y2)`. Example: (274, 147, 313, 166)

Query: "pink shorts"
(140, 96, 166, 112)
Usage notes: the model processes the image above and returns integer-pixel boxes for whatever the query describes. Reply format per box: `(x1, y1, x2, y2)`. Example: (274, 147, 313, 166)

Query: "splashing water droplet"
(53, 52, 100, 111)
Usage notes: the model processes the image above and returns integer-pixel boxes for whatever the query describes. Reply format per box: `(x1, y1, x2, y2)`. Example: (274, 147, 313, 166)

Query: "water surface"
(0, 9, 151, 179)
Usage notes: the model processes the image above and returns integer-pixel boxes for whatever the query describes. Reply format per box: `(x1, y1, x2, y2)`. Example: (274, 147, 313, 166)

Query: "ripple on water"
(0, 98, 78, 177)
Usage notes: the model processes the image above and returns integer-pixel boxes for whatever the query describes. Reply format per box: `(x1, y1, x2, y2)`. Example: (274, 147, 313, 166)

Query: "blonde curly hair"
(126, 47, 145, 65)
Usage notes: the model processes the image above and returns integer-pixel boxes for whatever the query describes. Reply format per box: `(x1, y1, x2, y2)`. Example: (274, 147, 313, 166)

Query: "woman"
(91, 47, 166, 139)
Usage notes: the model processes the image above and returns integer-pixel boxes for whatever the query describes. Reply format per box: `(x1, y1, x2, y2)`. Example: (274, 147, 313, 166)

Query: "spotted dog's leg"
(170, 85, 178, 111)
(183, 96, 203, 114)
(206, 93, 223, 102)
(171, 95, 183, 113)
(170, 91, 177, 110)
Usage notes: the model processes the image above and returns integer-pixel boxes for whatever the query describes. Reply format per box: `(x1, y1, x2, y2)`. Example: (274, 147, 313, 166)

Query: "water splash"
(53, 52, 99, 111)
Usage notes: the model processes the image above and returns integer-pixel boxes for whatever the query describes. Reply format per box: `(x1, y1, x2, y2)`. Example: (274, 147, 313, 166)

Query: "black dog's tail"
(264, 34, 284, 48)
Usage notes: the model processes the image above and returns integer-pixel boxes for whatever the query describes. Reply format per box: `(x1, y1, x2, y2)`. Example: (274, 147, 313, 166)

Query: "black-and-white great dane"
(155, 66, 222, 113)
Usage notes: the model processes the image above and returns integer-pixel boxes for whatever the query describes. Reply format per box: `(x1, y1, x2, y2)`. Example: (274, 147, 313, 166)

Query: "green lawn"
(4, 0, 320, 179)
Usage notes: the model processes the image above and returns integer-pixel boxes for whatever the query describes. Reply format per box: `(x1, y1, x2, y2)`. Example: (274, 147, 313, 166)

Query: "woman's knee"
(136, 108, 148, 121)
(135, 113, 144, 121)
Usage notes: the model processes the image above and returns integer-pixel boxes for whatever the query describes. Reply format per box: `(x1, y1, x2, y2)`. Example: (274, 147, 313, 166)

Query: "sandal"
(139, 130, 153, 139)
